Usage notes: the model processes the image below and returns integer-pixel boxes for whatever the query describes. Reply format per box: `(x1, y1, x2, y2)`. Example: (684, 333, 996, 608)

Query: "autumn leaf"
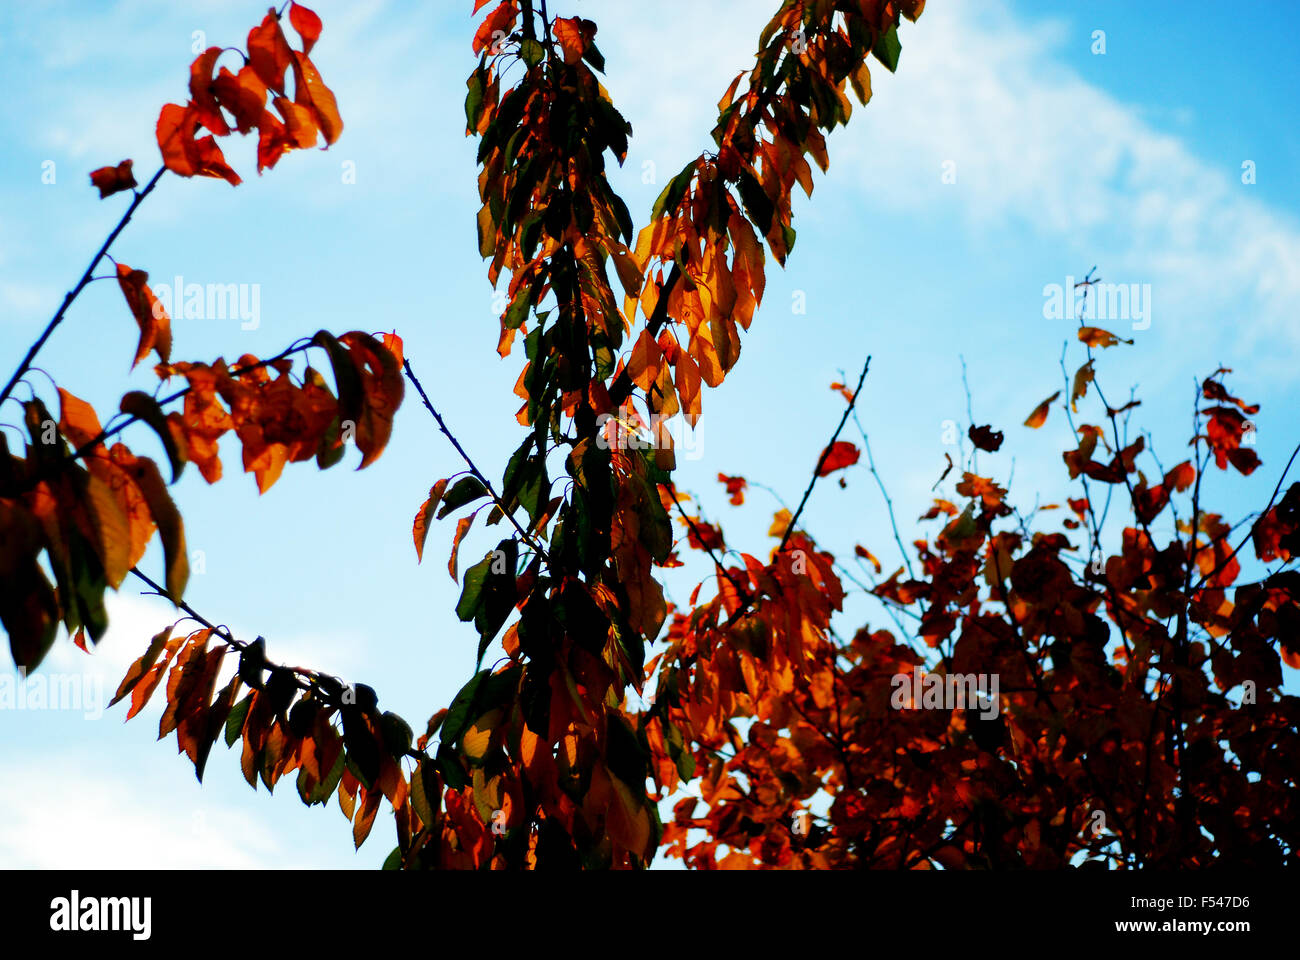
(449, 515, 475, 582)
(89, 159, 137, 198)
(1070, 360, 1095, 412)
(413, 479, 450, 563)
(248, 10, 294, 93)
(111, 626, 173, 707)
(1077, 326, 1132, 348)
(472, 1, 518, 56)
(554, 17, 597, 65)
(968, 425, 1003, 452)
(156, 102, 242, 185)
(768, 508, 792, 539)
(855, 544, 882, 573)
(1024, 390, 1060, 429)
(291, 51, 343, 146)
(817, 441, 860, 476)
(289, 2, 323, 55)
(212, 66, 268, 134)
(115, 264, 172, 370)
(718, 473, 747, 506)
(190, 47, 232, 136)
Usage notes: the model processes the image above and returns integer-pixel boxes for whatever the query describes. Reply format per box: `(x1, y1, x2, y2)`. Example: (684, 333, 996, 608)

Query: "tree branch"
(0, 166, 166, 410)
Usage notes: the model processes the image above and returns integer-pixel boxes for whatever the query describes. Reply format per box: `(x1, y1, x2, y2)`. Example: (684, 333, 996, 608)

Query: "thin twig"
(777, 355, 871, 554)
(850, 407, 914, 581)
(0, 167, 166, 409)
(402, 356, 548, 558)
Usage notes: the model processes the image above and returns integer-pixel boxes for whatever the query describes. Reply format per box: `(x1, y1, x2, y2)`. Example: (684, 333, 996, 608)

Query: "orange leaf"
(626, 328, 663, 393)
(855, 544, 882, 573)
(255, 110, 291, 172)
(472, 1, 518, 56)
(155, 102, 242, 185)
(449, 515, 474, 581)
(1024, 390, 1061, 429)
(1077, 326, 1132, 348)
(768, 508, 792, 538)
(212, 66, 268, 134)
(115, 263, 172, 367)
(291, 51, 343, 146)
(674, 349, 702, 422)
(190, 47, 231, 135)
(553, 17, 597, 65)
(414, 478, 449, 563)
(156, 103, 198, 177)
(288, 2, 322, 54)
(248, 10, 293, 93)
(273, 96, 319, 148)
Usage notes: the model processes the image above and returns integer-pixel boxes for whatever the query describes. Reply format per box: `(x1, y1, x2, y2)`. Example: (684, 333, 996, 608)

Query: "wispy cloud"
(834, 0, 1300, 365)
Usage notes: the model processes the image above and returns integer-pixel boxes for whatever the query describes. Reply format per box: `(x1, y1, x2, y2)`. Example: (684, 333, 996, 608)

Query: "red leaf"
(190, 47, 232, 135)
(289, 2, 323, 55)
(817, 441, 859, 476)
(88, 160, 137, 198)
(472, 2, 518, 56)
(248, 10, 294, 93)
(554, 17, 597, 65)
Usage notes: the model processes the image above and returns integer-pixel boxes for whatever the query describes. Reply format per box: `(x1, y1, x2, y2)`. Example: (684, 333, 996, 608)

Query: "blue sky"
(1, 0, 1297, 868)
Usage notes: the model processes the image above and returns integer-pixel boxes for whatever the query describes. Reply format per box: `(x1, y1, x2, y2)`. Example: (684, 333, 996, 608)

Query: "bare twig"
(402, 356, 549, 558)
(0, 167, 166, 409)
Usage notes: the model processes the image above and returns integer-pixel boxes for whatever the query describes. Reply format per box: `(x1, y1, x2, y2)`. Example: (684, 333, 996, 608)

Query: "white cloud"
(0, 753, 289, 868)
(832, 0, 1300, 361)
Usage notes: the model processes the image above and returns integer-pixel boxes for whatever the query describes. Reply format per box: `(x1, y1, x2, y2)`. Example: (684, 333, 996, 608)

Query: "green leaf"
(68, 531, 108, 643)
(410, 759, 436, 827)
(441, 670, 488, 748)
(438, 476, 490, 518)
(465, 64, 486, 132)
(503, 287, 531, 330)
(456, 554, 493, 622)
(650, 161, 695, 223)
(120, 391, 186, 482)
(316, 415, 346, 470)
(474, 539, 518, 667)
(437, 742, 467, 791)
(225, 692, 254, 747)
(873, 25, 901, 73)
(582, 40, 606, 73)
(520, 37, 545, 68)
(380, 711, 413, 758)
(382, 846, 403, 870)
